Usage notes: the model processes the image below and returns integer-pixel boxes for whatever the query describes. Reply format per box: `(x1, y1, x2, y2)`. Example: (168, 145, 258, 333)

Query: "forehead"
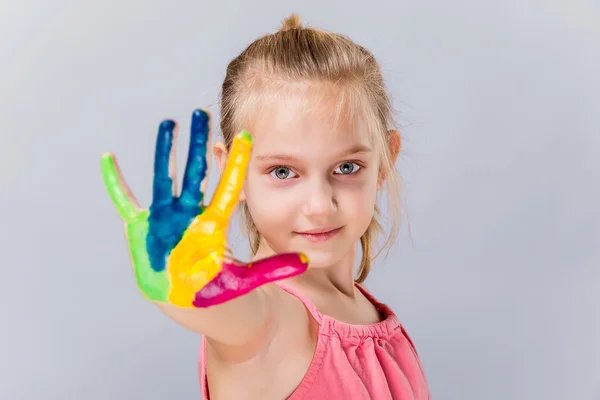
(246, 87, 373, 157)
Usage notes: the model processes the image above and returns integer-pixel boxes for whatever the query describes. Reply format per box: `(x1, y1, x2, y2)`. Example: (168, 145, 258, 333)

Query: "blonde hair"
(219, 14, 403, 283)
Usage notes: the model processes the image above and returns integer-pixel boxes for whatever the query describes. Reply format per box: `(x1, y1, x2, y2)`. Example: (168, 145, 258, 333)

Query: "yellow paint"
(165, 131, 253, 307)
(300, 253, 308, 265)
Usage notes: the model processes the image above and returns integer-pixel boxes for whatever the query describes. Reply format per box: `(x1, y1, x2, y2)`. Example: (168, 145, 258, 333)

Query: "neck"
(254, 239, 358, 299)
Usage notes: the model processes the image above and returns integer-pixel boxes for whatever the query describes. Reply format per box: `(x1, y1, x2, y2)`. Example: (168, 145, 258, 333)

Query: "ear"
(213, 140, 247, 202)
(377, 130, 401, 190)
(389, 130, 401, 162)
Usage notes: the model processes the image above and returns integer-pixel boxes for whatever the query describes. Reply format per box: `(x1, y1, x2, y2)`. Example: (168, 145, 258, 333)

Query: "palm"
(101, 109, 308, 308)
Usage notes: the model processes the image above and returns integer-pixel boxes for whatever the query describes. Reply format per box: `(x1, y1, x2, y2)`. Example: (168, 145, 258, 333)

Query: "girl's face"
(240, 91, 381, 268)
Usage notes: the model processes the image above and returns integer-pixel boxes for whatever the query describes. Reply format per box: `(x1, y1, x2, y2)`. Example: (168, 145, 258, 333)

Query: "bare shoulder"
(267, 283, 317, 339)
(205, 283, 316, 362)
(205, 284, 318, 399)
(261, 284, 318, 395)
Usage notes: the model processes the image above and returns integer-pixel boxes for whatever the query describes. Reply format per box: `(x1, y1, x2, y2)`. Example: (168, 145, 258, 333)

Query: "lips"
(298, 227, 340, 234)
(295, 227, 342, 242)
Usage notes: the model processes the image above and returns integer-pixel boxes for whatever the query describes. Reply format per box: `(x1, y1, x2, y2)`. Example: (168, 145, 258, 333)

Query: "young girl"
(101, 14, 430, 400)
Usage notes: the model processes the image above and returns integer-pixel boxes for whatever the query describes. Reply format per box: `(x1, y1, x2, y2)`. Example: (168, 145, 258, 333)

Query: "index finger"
(206, 130, 252, 222)
(101, 153, 141, 222)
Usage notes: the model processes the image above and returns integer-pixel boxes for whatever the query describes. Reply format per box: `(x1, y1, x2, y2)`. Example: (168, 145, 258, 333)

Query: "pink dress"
(198, 282, 431, 399)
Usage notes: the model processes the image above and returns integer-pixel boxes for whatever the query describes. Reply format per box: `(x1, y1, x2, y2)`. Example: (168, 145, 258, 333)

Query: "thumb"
(243, 253, 310, 282)
(191, 253, 309, 307)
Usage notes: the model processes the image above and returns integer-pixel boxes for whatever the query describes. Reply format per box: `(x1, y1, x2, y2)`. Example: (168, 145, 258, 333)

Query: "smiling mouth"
(295, 227, 343, 242)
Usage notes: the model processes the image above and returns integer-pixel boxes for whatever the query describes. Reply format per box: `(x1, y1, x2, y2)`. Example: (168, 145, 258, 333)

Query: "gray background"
(1, 0, 598, 399)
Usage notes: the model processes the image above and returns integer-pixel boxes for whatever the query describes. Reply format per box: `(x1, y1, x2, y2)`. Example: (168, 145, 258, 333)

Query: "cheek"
(336, 175, 379, 225)
(341, 170, 378, 204)
(243, 174, 296, 231)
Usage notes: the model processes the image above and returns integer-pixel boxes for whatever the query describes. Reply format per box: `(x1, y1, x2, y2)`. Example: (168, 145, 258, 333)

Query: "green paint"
(101, 154, 170, 302)
(238, 130, 253, 144)
(100, 154, 138, 222)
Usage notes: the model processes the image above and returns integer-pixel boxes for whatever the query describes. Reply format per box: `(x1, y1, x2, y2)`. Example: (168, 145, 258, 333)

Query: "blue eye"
(270, 167, 297, 180)
(334, 162, 361, 175)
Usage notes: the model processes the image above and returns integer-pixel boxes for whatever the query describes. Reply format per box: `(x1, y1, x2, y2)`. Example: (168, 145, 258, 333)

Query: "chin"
(292, 246, 348, 269)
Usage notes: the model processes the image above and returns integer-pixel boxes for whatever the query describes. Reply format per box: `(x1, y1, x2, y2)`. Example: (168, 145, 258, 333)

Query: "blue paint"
(146, 110, 209, 273)
(151, 120, 176, 205)
(180, 110, 209, 205)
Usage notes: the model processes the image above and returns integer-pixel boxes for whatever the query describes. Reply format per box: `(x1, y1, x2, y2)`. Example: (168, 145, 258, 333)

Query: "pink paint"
(192, 253, 309, 307)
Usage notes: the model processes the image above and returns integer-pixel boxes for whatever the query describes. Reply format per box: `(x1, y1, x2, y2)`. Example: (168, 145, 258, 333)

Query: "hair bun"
(280, 13, 303, 31)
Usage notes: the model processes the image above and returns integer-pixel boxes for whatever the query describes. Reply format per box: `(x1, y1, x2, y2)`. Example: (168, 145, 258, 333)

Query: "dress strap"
(275, 282, 323, 324)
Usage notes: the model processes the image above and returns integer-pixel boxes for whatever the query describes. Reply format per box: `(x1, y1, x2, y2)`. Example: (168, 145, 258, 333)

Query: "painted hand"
(101, 109, 309, 308)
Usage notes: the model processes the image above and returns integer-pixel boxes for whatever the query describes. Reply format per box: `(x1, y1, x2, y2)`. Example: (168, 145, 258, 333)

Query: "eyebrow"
(255, 144, 372, 162)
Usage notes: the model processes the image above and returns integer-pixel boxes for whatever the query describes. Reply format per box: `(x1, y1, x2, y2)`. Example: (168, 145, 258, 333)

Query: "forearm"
(156, 284, 275, 348)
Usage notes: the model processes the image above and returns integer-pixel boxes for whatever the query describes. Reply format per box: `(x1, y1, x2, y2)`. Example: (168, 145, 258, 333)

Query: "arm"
(157, 289, 270, 344)
(157, 286, 273, 348)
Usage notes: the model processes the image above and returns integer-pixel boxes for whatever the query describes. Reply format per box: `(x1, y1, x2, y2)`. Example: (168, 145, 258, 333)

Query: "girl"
(101, 14, 430, 400)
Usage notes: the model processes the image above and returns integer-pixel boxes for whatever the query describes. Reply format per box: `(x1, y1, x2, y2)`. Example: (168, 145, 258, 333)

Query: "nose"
(302, 177, 336, 217)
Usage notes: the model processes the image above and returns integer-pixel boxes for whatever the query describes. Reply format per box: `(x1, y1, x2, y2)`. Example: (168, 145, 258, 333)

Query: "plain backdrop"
(1, 0, 599, 399)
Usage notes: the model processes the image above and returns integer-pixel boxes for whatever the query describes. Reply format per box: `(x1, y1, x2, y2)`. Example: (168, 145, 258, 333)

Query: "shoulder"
(354, 282, 398, 320)
(267, 281, 320, 341)
(272, 281, 323, 323)
(354, 283, 423, 356)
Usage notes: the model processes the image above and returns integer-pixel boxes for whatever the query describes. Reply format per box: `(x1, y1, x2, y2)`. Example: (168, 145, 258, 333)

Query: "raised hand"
(101, 109, 309, 308)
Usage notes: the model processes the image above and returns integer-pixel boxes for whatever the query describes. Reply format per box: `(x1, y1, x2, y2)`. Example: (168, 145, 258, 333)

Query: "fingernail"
(193, 109, 209, 123)
(238, 130, 253, 144)
(299, 253, 309, 267)
(160, 120, 176, 130)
